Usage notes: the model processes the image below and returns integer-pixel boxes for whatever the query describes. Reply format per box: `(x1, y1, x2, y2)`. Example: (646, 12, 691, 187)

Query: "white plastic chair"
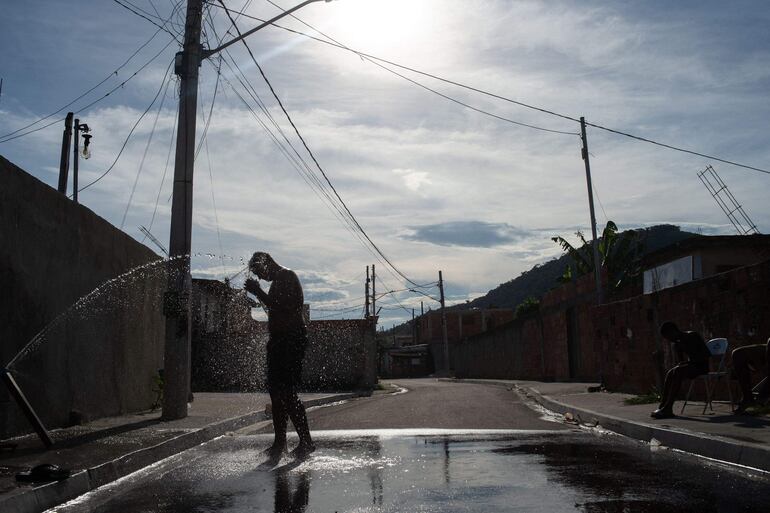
(680, 338, 734, 414)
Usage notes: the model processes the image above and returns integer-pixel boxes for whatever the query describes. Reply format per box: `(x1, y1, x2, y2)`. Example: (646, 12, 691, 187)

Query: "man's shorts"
(676, 361, 709, 379)
(267, 331, 307, 391)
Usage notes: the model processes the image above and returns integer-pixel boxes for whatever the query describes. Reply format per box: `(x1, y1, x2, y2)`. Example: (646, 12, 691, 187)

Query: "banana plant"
(552, 221, 643, 293)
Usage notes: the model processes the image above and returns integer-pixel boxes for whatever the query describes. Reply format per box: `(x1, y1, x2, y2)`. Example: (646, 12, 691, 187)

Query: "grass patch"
(744, 404, 770, 416)
(624, 390, 661, 406)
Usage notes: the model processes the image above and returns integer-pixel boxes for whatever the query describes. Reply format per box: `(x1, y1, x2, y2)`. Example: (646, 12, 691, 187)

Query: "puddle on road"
(50, 431, 770, 513)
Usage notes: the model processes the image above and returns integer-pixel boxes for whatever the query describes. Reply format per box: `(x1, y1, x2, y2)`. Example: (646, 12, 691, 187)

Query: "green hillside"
(459, 224, 698, 311)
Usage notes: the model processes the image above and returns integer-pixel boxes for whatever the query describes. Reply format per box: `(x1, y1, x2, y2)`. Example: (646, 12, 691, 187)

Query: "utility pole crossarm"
(204, 0, 328, 58)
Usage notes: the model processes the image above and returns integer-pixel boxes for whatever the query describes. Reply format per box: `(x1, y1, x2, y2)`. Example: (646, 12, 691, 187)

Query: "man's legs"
(757, 338, 770, 402)
(733, 342, 769, 412)
(652, 364, 691, 418)
(268, 386, 289, 454)
(732, 345, 763, 405)
(284, 388, 312, 447)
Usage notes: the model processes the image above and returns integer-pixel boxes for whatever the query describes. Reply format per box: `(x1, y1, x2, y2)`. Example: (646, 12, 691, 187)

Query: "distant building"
(384, 344, 433, 378)
(190, 278, 261, 391)
(417, 308, 515, 372)
(642, 234, 770, 294)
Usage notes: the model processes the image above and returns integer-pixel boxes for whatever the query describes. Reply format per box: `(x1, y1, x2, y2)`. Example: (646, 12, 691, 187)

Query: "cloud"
(402, 221, 531, 248)
(392, 168, 431, 194)
(2, 0, 769, 329)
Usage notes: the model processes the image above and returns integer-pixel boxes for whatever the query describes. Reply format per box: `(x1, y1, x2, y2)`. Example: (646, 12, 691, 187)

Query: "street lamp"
(162, 0, 334, 420)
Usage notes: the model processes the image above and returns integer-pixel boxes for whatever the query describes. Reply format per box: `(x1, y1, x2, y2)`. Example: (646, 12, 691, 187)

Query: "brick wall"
(454, 260, 770, 395)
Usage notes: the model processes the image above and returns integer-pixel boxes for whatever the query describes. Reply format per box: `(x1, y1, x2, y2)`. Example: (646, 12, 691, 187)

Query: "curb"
(449, 379, 770, 473)
(1, 393, 359, 513)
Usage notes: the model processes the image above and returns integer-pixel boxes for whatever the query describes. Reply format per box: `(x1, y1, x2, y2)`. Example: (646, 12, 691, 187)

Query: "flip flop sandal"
(16, 463, 71, 483)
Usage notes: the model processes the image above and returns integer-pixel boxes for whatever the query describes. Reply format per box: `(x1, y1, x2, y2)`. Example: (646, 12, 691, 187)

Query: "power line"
(210, 1, 770, 176)
(212, 0, 577, 137)
(217, 2, 424, 288)
(1, 36, 177, 145)
(120, 72, 174, 229)
(216, 67, 386, 267)
(76, 59, 175, 194)
(0, 18, 178, 144)
(195, 55, 227, 275)
(112, 0, 182, 43)
(583, 121, 770, 176)
(143, 100, 178, 241)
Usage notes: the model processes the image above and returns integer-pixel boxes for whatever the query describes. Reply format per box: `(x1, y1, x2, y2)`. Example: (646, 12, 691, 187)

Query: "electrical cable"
(195, 56, 222, 160)
(0, 12, 180, 143)
(112, 0, 182, 43)
(217, 2, 424, 288)
(218, 69, 382, 262)
(1, 36, 177, 145)
(583, 121, 770, 176)
(211, 40, 416, 290)
(196, 55, 227, 275)
(143, 97, 178, 241)
(211, 1, 770, 176)
(262, 0, 577, 137)
(120, 71, 173, 229)
(76, 59, 175, 194)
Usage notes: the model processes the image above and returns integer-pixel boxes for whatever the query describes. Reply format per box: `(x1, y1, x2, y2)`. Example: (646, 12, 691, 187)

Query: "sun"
(326, 0, 432, 55)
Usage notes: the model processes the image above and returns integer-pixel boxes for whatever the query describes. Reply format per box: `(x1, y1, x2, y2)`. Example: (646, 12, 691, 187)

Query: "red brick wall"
(455, 260, 770, 395)
(596, 259, 770, 394)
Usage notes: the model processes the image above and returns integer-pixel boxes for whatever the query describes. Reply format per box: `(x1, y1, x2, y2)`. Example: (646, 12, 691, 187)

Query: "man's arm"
(245, 278, 271, 308)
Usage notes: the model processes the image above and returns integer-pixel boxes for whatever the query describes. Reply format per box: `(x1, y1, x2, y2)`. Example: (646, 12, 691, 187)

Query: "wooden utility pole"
(580, 117, 603, 305)
(371, 264, 376, 331)
(412, 308, 416, 345)
(438, 270, 449, 375)
(162, 0, 203, 420)
(58, 113, 74, 194)
(160, 0, 330, 420)
(73, 119, 81, 203)
(365, 265, 370, 318)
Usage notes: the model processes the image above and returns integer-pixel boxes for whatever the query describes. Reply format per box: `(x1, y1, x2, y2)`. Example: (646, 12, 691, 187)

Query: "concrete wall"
(0, 156, 165, 438)
(454, 259, 770, 395)
(303, 320, 377, 390)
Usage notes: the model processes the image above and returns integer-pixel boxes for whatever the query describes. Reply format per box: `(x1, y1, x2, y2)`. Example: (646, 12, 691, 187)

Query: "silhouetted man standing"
(245, 252, 314, 460)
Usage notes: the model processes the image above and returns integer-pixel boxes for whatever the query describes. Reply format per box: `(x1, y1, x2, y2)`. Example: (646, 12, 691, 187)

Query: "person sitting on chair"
(731, 337, 770, 414)
(651, 321, 711, 419)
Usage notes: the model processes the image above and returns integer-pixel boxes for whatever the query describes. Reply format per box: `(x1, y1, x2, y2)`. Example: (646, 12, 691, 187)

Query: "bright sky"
(1, 0, 769, 326)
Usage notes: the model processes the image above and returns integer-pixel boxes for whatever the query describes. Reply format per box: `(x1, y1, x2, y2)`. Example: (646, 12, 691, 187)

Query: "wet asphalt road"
(297, 379, 569, 431)
(49, 379, 770, 513)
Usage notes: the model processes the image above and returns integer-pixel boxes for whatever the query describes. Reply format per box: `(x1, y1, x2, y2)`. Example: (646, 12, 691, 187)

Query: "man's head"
(249, 252, 278, 280)
(660, 321, 680, 341)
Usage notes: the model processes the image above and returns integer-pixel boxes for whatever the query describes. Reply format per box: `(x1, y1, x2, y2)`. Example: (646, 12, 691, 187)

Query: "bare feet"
(734, 399, 757, 415)
(650, 408, 675, 419)
(290, 442, 316, 460)
(262, 444, 286, 463)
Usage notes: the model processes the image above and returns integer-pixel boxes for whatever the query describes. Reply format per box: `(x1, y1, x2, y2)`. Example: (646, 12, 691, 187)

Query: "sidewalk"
(454, 379, 770, 473)
(0, 391, 358, 513)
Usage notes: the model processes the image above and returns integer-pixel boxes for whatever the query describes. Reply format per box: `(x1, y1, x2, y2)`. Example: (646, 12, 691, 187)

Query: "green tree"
(514, 297, 540, 319)
(551, 220, 643, 294)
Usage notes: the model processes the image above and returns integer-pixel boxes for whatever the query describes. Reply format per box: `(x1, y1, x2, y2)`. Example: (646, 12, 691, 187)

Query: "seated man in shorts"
(731, 338, 770, 414)
(651, 321, 711, 419)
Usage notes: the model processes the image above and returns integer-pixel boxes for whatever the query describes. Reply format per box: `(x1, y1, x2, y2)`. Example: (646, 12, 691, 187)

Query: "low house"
(642, 234, 770, 294)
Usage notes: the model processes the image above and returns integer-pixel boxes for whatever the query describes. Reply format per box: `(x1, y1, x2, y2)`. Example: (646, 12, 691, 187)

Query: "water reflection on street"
(52, 430, 770, 513)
